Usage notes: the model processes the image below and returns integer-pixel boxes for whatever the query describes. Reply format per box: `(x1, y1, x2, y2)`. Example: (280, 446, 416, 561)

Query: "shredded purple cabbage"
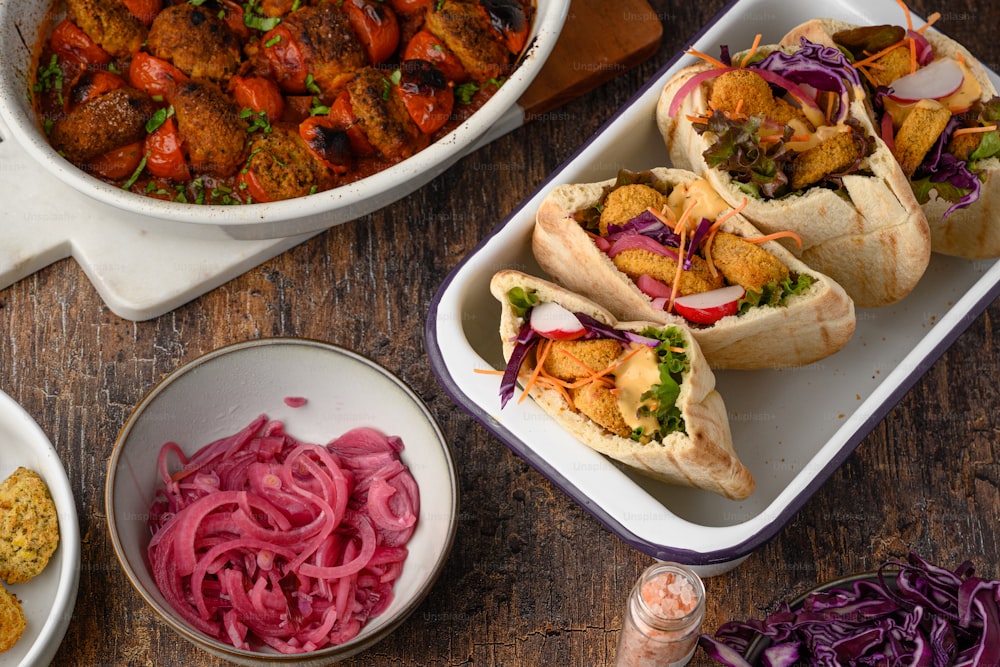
(752, 38, 862, 124)
(699, 552, 1000, 667)
(604, 213, 714, 271)
(498, 311, 659, 408)
(912, 116, 983, 218)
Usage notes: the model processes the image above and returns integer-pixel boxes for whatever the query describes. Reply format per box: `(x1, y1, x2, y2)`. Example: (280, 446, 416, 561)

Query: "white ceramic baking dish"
(425, 0, 1000, 576)
(0, 0, 568, 240)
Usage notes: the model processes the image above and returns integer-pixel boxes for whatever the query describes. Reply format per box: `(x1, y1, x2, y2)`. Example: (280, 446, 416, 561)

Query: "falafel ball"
(542, 339, 623, 381)
(49, 86, 157, 165)
(599, 184, 670, 235)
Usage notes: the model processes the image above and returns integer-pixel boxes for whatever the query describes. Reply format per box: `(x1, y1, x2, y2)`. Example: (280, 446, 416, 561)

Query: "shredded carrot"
(744, 230, 803, 248)
(916, 12, 940, 33)
(645, 205, 676, 229)
(667, 219, 689, 313)
(740, 34, 763, 68)
(474, 368, 503, 376)
(853, 38, 909, 68)
(686, 47, 729, 71)
(709, 198, 748, 233)
(734, 98, 745, 117)
(535, 366, 574, 407)
(908, 34, 917, 74)
(895, 0, 914, 31)
(518, 338, 552, 404)
(953, 125, 998, 137)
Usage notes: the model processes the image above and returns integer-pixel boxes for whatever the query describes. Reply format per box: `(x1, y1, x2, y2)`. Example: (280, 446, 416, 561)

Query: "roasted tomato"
(49, 19, 112, 67)
(329, 90, 375, 156)
(64, 69, 127, 112)
(402, 29, 467, 82)
(89, 141, 145, 180)
(397, 60, 454, 135)
(219, 0, 252, 40)
(230, 75, 285, 121)
(122, 0, 162, 25)
(261, 25, 310, 94)
(299, 115, 353, 173)
(144, 116, 191, 181)
(342, 0, 400, 65)
(479, 0, 529, 54)
(387, 0, 431, 14)
(129, 51, 189, 98)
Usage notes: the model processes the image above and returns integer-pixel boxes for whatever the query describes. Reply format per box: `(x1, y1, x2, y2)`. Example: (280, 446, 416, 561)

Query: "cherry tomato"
(129, 51, 189, 99)
(259, 0, 297, 18)
(64, 69, 126, 112)
(387, 0, 430, 14)
(261, 25, 309, 94)
(343, 0, 400, 65)
(230, 75, 285, 121)
(403, 30, 467, 82)
(329, 90, 375, 156)
(122, 0, 162, 25)
(144, 117, 191, 181)
(89, 141, 145, 180)
(49, 19, 111, 67)
(397, 60, 454, 135)
(238, 162, 274, 203)
(479, 0, 529, 54)
(299, 115, 352, 174)
(219, 0, 251, 40)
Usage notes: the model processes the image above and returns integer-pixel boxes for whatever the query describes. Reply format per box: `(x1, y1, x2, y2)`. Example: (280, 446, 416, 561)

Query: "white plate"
(0, 390, 80, 666)
(426, 0, 1000, 576)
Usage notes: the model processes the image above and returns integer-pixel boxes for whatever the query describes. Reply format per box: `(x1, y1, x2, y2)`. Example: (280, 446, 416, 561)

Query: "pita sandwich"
(656, 36, 931, 308)
(532, 167, 856, 370)
(781, 17, 1000, 259)
(490, 269, 754, 500)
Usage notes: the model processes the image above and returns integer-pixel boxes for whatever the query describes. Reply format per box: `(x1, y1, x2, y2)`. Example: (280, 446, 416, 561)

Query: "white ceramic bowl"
(105, 338, 458, 665)
(0, 1, 568, 240)
(0, 389, 80, 667)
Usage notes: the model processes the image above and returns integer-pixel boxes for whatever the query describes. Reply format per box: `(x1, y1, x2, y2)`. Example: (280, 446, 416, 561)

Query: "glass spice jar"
(614, 562, 706, 667)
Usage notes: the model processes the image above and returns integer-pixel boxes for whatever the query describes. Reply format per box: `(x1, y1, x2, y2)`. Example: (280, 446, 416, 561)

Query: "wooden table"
(2, 0, 998, 664)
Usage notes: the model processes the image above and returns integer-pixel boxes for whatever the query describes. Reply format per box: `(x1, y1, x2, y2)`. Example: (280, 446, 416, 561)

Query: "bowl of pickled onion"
(105, 338, 458, 665)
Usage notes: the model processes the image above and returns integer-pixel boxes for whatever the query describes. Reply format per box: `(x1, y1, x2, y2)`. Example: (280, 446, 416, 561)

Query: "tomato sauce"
(31, 0, 534, 205)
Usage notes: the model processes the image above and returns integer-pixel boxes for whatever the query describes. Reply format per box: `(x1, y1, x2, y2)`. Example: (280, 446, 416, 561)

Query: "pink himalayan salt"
(615, 564, 705, 667)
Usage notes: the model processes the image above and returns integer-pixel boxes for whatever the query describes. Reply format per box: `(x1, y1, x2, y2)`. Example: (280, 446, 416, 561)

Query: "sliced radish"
(888, 58, 964, 103)
(529, 301, 586, 340)
(672, 285, 745, 325)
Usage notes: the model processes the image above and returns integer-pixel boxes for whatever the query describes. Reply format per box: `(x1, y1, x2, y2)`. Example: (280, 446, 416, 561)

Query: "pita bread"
(656, 42, 931, 308)
(532, 167, 856, 369)
(490, 269, 754, 500)
(781, 17, 1000, 259)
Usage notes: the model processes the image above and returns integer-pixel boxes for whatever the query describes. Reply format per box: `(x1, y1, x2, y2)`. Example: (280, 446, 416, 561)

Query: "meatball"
(169, 82, 248, 177)
(243, 125, 338, 202)
(599, 184, 670, 234)
(613, 249, 725, 297)
(788, 130, 866, 190)
(147, 3, 243, 83)
(893, 99, 952, 177)
(49, 86, 156, 165)
(542, 339, 623, 382)
(424, 0, 509, 82)
(65, 0, 146, 57)
(271, 3, 368, 93)
(707, 232, 790, 293)
(571, 382, 631, 438)
(348, 67, 428, 160)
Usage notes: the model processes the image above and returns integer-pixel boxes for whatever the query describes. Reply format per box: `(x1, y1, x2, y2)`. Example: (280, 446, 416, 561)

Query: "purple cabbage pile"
(700, 552, 1000, 666)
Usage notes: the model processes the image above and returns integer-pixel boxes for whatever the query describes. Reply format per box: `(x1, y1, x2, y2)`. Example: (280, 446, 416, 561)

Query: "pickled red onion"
(147, 415, 420, 653)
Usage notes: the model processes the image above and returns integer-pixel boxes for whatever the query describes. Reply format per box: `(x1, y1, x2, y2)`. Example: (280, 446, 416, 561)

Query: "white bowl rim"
(104, 336, 459, 662)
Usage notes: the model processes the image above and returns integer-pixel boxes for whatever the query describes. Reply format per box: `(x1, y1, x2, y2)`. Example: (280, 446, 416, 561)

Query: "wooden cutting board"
(519, 0, 664, 117)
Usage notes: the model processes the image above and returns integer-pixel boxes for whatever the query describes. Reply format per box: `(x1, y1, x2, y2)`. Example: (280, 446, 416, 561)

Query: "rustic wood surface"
(2, 0, 998, 665)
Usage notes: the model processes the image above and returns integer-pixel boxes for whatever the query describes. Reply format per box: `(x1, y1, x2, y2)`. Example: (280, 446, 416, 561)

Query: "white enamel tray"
(426, 0, 1000, 575)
